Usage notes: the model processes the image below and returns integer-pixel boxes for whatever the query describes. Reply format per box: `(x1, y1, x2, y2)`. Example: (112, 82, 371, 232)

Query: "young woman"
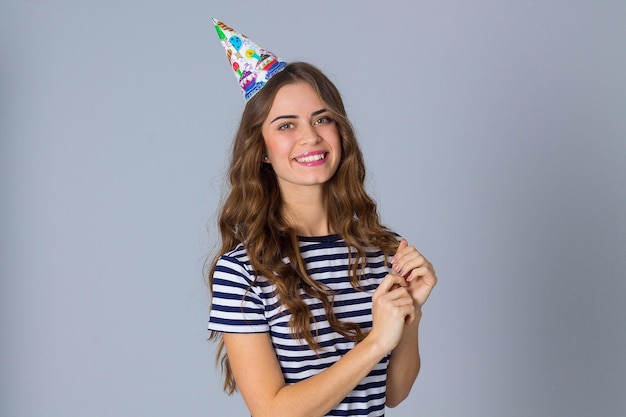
(208, 61, 437, 417)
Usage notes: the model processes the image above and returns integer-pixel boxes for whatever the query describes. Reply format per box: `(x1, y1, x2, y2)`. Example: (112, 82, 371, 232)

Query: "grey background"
(1, 1, 625, 416)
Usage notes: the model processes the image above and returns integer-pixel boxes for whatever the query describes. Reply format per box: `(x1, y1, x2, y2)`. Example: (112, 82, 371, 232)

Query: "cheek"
(263, 135, 289, 160)
(330, 131, 342, 155)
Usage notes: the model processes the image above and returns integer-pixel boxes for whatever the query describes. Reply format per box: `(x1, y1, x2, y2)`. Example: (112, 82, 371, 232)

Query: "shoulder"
(384, 228, 404, 247)
(219, 242, 249, 262)
(385, 228, 402, 241)
(214, 243, 256, 285)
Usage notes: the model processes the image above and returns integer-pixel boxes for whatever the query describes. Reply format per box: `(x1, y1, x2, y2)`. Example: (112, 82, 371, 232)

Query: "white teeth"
(295, 153, 325, 163)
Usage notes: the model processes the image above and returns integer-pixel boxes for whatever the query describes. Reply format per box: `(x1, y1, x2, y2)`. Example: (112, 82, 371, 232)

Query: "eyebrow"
(270, 108, 328, 124)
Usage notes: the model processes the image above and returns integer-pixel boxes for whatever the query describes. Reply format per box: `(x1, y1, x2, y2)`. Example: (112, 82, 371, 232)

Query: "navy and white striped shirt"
(208, 234, 394, 416)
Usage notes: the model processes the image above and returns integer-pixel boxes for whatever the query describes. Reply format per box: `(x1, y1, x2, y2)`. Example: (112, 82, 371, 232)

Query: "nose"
(299, 124, 322, 146)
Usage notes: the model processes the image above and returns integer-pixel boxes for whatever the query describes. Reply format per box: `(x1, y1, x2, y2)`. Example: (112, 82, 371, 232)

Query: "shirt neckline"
(297, 234, 342, 243)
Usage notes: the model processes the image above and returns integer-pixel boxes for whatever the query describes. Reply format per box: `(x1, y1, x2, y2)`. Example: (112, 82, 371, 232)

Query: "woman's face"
(261, 81, 341, 196)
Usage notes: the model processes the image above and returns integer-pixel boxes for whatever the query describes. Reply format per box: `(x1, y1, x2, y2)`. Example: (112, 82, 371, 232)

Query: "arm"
(385, 307, 421, 407)
(222, 274, 415, 417)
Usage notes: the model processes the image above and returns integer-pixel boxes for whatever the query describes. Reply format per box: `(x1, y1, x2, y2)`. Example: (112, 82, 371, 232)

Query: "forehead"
(266, 82, 323, 116)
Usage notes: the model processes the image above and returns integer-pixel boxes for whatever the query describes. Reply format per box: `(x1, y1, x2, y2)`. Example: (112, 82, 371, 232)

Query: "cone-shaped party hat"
(213, 18, 287, 101)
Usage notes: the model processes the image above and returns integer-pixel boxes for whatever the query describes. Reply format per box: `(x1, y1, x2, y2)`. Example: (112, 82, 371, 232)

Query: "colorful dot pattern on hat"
(213, 18, 288, 101)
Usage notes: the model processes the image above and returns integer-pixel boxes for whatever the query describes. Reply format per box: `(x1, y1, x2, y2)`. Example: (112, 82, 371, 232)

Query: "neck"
(281, 186, 333, 237)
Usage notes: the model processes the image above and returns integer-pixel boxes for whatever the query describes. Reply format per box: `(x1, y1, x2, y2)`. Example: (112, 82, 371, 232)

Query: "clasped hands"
(369, 239, 437, 352)
(389, 238, 437, 309)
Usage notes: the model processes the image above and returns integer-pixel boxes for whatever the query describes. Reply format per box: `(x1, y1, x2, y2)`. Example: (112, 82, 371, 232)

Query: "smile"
(294, 152, 327, 163)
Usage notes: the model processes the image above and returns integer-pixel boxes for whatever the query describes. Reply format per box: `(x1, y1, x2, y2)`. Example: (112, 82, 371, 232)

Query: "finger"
(396, 250, 431, 277)
(375, 274, 407, 297)
(381, 287, 416, 323)
(399, 302, 416, 324)
(404, 310, 415, 325)
(390, 239, 408, 265)
(390, 289, 415, 305)
(395, 249, 423, 267)
(393, 252, 423, 276)
(405, 265, 433, 282)
(381, 288, 414, 313)
(396, 239, 408, 255)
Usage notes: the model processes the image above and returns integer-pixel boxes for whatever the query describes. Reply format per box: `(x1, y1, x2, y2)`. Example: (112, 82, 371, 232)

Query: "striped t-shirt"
(208, 234, 394, 416)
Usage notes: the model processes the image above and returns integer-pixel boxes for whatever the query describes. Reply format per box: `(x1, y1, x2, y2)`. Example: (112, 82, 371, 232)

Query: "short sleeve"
(208, 254, 270, 333)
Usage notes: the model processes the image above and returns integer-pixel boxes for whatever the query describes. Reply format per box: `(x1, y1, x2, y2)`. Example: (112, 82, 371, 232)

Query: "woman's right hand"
(368, 274, 416, 353)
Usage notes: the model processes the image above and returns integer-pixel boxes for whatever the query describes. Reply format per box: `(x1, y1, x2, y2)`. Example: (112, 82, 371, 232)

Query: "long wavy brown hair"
(208, 62, 399, 393)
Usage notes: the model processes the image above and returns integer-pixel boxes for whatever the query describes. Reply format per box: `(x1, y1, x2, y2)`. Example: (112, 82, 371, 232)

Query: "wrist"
(414, 303, 423, 319)
(362, 331, 395, 358)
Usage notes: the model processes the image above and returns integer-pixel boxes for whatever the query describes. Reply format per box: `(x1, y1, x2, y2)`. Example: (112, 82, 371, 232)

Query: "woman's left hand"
(390, 239, 437, 308)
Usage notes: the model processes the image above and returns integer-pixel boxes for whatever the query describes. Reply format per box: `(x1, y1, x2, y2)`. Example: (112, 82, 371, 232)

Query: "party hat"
(213, 18, 287, 101)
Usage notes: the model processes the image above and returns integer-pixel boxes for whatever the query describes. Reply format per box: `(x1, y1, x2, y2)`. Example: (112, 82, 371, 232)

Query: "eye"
(278, 122, 295, 131)
(314, 116, 332, 126)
